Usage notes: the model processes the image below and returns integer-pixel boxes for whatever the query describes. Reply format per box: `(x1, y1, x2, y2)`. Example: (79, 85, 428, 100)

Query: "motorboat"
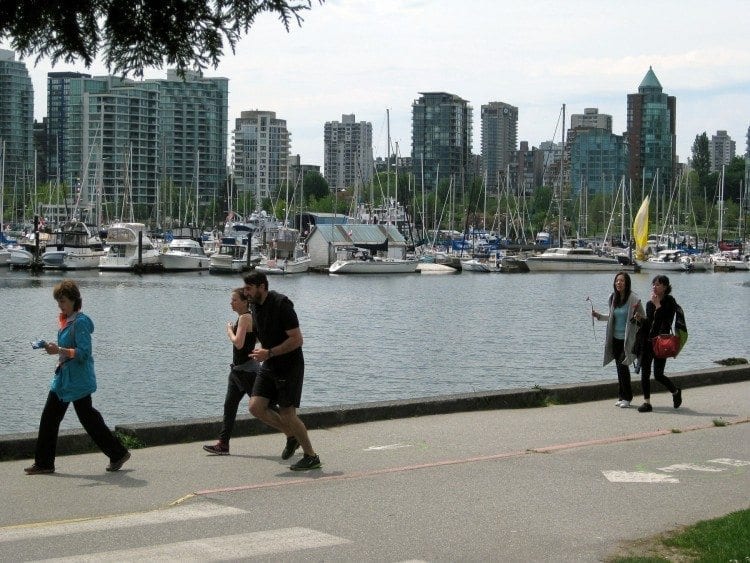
(329, 248, 418, 274)
(209, 238, 258, 274)
(42, 221, 105, 270)
(159, 227, 210, 271)
(524, 247, 626, 272)
(636, 249, 710, 272)
(255, 255, 311, 275)
(0, 244, 10, 266)
(99, 222, 161, 271)
(7, 231, 50, 268)
(711, 251, 750, 272)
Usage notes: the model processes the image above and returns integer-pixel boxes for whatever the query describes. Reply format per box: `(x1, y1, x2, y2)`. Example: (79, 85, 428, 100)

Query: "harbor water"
(1, 267, 748, 435)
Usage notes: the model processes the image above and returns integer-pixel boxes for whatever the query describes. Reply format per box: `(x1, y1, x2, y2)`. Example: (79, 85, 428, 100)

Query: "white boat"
(99, 222, 161, 271)
(711, 251, 750, 272)
(329, 249, 418, 274)
(42, 221, 105, 270)
(160, 228, 210, 271)
(525, 247, 626, 272)
(0, 244, 10, 266)
(255, 255, 311, 275)
(636, 249, 710, 273)
(460, 258, 494, 273)
(209, 239, 257, 274)
(7, 231, 49, 268)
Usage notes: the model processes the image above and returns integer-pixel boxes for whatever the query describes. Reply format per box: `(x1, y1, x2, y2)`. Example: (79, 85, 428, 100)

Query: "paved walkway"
(1, 380, 748, 561)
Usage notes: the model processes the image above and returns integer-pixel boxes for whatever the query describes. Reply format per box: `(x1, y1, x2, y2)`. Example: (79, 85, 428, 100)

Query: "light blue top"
(49, 312, 97, 402)
(612, 303, 628, 340)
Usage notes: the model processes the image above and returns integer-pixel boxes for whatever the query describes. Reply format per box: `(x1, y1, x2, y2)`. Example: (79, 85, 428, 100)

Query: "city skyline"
(3, 0, 749, 168)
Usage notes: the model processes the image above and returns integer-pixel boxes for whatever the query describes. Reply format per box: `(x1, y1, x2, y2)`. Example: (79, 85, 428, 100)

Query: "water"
(1, 267, 748, 435)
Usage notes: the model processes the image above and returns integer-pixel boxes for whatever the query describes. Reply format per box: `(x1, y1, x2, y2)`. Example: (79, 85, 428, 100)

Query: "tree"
(0, 0, 323, 77)
(302, 171, 329, 201)
(691, 132, 711, 190)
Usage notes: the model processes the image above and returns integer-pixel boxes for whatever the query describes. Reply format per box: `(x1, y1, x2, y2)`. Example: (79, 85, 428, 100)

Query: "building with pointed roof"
(626, 67, 677, 199)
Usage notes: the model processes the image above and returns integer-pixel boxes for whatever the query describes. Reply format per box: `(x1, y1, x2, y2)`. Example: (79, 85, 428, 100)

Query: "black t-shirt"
(251, 290, 304, 368)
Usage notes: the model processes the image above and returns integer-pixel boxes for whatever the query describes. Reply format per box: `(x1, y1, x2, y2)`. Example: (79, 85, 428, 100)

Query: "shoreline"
(2, 364, 749, 462)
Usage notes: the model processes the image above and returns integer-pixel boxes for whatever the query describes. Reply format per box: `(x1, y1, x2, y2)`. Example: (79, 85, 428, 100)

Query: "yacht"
(328, 248, 418, 274)
(159, 227, 210, 271)
(209, 238, 259, 274)
(99, 222, 160, 271)
(636, 249, 710, 273)
(42, 221, 105, 270)
(525, 247, 627, 272)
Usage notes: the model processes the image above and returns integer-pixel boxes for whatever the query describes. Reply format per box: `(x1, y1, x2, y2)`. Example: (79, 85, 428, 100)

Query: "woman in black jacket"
(633, 274, 682, 412)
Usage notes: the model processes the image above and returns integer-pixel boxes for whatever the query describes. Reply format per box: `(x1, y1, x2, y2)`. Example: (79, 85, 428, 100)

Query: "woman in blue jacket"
(25, 280, 130, 475)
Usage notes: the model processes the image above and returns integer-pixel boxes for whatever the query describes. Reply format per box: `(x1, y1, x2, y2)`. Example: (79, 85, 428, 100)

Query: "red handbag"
(652, 334, 680, 359)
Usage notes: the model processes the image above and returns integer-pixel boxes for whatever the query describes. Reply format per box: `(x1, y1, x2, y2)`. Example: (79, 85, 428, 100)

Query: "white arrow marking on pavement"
(708, 458, 750, 467)
(602, 471, 679, 483)
(657, 463, 726, 473)
(364, 443, 414, 451)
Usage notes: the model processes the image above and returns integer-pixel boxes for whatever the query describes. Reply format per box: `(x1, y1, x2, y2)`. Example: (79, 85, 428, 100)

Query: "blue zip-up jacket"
(50, 313, 97, 402)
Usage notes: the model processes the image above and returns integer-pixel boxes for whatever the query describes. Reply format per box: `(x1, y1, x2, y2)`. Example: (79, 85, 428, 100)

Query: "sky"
(4, 0, 750, 168)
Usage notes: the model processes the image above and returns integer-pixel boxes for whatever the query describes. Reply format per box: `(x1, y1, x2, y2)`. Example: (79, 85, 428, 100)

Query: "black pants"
(34, 391, 127, 469)
(640, 346, 677, 400)
(219, 368, 257, 444)
(612, 338, 632, 402)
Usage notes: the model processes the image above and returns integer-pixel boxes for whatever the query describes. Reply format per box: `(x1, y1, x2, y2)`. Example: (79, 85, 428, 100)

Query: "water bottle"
(31, 339, 46, 349)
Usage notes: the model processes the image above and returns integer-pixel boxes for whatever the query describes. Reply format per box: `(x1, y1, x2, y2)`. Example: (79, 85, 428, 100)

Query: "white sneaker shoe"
(619, 401, 631, 408)
(614, 400, 624, 407)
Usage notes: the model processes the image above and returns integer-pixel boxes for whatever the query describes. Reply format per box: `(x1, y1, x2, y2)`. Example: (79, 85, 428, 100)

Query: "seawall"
(2, 364, 749, 461)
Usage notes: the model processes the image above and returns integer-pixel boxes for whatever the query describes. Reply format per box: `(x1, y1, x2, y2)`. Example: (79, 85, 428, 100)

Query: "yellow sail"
(633, 196, 650, 260)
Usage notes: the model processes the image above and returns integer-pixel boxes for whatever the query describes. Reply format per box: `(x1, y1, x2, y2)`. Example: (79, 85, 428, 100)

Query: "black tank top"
(232, 316, 257, 367)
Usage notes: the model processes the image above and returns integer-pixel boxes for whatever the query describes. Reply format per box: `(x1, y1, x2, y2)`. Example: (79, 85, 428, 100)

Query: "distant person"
(243, 271, 321, 470)
(592, 272, 645, 408)
(633, 275, 682, 412)
(202, 288, 261, 455)
(25, 280, 130, 475)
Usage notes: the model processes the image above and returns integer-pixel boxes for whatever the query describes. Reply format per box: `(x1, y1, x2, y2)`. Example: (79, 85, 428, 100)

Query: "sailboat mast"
(558, 103, 565, 247)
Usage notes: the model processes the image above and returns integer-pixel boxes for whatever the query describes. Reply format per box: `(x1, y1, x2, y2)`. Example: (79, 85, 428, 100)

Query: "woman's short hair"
(53, 279, 83, 311)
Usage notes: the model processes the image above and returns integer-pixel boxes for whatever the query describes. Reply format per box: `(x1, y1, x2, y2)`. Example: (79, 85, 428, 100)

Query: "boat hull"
(42, 250, 105, 270)
(525, 257, 624, 272)
(159, 254, 209, 271)
(328, 259, 419, 274)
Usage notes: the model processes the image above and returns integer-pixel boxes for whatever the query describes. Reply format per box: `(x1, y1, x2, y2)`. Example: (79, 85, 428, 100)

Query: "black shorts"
(251, 361, 304, 409)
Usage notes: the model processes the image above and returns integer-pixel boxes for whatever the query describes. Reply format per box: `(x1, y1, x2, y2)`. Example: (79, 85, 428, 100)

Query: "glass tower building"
(323, 114, 373, 191)
(626, 67, 676, 199)
(411, 92, 473, 192)
(0, 50, 34, 193)
(481, 102, 518, 191)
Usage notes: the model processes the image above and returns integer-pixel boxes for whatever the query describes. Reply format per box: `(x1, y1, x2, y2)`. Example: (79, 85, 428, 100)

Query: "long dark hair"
(611, 271, 632, 307)
(651, 274, 672, 295)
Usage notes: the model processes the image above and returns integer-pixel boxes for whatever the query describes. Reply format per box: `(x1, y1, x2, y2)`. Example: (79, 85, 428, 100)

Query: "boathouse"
(306, 224, 408, 268)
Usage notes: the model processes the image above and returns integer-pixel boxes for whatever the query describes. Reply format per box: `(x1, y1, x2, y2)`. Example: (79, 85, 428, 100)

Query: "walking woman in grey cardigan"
(592, 272, 645, 408)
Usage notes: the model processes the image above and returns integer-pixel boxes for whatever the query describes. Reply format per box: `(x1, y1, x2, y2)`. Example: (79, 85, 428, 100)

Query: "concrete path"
(1, 380, 748, 561)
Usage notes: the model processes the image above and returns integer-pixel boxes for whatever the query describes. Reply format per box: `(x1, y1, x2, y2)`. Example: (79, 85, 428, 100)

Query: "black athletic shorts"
(251, 361, 304, 409)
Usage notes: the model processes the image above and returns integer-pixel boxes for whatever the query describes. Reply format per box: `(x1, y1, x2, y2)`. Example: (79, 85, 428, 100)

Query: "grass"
(114, 431, 146, 450)
(713, 418, 728, 427)
(611, 507, 750, 562)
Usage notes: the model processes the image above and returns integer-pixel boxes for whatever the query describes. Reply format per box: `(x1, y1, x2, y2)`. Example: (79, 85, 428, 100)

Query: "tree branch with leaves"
(1, 0, 323, 77)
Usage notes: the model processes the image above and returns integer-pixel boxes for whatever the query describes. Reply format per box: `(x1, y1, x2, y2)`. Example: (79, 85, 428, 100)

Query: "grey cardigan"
(598, 292, 645, 367)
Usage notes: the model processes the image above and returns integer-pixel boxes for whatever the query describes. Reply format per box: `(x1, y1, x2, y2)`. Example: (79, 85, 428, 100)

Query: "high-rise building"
(708, 130, 736, 172)
(568, 108, 627, 195)
(0, 49, 34, 191)
(481, 102, 518, 190)
(323, 114, 373, 191)
(49, 70, 228, 220)
(411, 92, 473, 191)
(47, 71, 91, 185)
(626, 67, 676, 198)
(232, 110, 290, 204)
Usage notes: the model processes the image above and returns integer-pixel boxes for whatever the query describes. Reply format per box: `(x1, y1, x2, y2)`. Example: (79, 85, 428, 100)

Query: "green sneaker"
(290, 454, 321, 471)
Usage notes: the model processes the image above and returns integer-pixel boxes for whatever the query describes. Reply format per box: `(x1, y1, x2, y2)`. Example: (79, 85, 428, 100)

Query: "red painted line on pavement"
(194, 418, 749, 497)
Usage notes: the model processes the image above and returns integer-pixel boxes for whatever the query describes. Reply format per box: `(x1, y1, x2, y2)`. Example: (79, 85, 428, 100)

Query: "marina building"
(481, 102, 518, 191)
(0, 50, 34, 190)
(411, 92, 473, 192)
(232, 110, 290, 204)
(708, 130, 736, 172)
(323, 114, 373, 191)
(626, 67, 676, 199)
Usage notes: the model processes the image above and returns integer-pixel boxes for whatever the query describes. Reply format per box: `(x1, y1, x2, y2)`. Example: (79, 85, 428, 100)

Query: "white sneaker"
(619, 401, 631, 408)
(614, 400, 624, 407)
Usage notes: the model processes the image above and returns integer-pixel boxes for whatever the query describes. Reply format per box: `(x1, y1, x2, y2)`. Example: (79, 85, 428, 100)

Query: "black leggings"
(640, 346, 677, 400)
(219, 368, 257, 444)
(612, 338, 632, 402)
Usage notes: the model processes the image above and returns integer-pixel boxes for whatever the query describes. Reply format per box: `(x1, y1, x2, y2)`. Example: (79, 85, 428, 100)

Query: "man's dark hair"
(243, 271, 268, 290)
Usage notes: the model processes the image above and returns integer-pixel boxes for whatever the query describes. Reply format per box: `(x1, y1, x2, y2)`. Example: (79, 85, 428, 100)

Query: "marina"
(0, 267, 747, 436)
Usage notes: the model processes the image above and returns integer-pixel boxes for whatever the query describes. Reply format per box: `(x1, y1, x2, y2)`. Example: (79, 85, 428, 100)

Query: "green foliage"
(0, 1, 323, 77)
(691, 132, 711, 188)
(303, 171, 330, 201)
